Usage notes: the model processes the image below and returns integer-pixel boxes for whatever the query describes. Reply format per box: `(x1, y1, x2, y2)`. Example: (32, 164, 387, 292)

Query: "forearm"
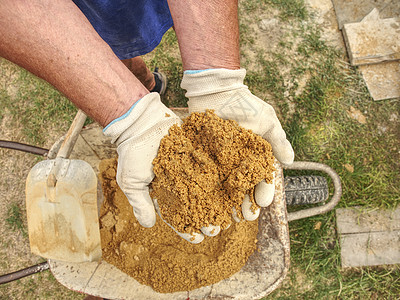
(167, 0, 240, 71)
(0, 0, 148, 126)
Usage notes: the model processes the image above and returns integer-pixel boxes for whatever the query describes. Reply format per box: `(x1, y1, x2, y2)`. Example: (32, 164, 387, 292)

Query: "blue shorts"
(73, 0, 174, 59)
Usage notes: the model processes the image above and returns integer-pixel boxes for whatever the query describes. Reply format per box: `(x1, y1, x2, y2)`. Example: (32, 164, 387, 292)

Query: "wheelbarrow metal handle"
(284, 161, 342, 221)
(0, 262, 49, 284)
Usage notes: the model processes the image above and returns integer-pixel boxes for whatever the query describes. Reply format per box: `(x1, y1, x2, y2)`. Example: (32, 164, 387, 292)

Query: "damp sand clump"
(151, 110, 275, 234)
(99, 159, 259, 293)
(99, 110, 276, 293)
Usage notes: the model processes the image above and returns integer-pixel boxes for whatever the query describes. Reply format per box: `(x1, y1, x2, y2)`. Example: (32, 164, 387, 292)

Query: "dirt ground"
(0, 0, 398, 299)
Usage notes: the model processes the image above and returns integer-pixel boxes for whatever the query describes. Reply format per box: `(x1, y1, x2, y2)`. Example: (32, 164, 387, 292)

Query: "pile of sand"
(151, 110, 275, 234)
(99, 158, 259, 293)
(99, 110, 276, 293)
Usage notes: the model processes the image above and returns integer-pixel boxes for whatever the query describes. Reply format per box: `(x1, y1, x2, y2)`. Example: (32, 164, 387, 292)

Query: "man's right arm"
(0, 0, 147, 126)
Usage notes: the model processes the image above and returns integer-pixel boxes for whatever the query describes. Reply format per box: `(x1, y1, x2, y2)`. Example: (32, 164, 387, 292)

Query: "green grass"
(0, 271, 85, 300)
(5, 203, 27, 237)
(150, 6, 400, 298)
(0, 90, 9, 123)
(246, 52, 286, 100)
(236, 0, 400, 298)
(1, 58, 77, 146)
(144, 29, 187, 108)
(242, 0, 309, 21)
(269, 212, 400, 299)
(0, 0, 399, 298)
(265, 0, 309, 21)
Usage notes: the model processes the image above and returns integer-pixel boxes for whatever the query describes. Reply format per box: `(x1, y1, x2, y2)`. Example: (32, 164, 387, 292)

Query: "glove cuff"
(181, 68, 247, 98)
(103, 92, 161, 144)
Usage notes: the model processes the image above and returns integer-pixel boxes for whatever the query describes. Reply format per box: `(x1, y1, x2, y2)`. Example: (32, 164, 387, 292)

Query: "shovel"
(25, 110, 101, 262)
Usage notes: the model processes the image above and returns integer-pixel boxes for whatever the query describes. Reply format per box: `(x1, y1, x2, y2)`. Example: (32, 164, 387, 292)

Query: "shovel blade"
(26, 159, 101, 262)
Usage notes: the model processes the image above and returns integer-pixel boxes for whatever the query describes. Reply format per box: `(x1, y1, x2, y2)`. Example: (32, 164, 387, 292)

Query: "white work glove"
(181, 68, 294, 223)
(103, 93, 206, 243)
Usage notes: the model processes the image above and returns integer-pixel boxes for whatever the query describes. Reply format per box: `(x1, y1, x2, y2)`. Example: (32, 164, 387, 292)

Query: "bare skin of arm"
(0, 0, 241, 124)
(167, 0, 240, 71)
(0, 0, 148, 126)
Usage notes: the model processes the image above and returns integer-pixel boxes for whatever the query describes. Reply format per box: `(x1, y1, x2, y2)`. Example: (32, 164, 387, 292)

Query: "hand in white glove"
(181, 68, 294, 221)
(103, 92, 207, 243)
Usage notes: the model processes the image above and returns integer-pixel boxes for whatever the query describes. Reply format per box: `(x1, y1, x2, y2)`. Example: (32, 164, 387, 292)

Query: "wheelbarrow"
(0, 108, 342, 299)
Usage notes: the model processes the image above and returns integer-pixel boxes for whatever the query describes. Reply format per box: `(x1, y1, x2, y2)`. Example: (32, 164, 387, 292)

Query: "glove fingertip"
(133, 208, 156, 228)
(179, 232, 205, 244)
(201, 225, 221, 237)
(189, 233, 205, 244)
(126, 191, 157, 228)
(255, 180, 275, 207)
(273, 140, 294, 166)
(242, 195, 260, 221)
(232, 207, 241, 223)
(153, 198, 205, 243)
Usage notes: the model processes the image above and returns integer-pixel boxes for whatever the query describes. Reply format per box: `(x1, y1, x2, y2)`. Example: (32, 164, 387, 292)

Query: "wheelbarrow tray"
(47, 111, 290, 300)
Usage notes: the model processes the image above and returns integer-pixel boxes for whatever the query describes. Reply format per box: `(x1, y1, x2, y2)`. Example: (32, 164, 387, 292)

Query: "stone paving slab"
(337, 206, 400, 267)
(342, 8, 400, 66)
(332, 0, 400, 29)
(359, 60, 400, 100)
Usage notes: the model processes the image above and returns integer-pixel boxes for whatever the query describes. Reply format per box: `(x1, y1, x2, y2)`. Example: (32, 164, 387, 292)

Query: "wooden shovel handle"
(46, 110, 87, 190)
(57, 110, 87, 159)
